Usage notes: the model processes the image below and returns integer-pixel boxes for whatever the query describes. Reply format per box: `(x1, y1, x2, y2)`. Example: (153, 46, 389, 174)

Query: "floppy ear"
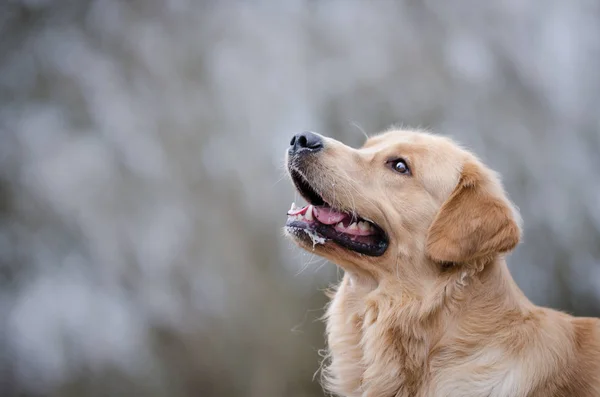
(426, 160, 521, 264)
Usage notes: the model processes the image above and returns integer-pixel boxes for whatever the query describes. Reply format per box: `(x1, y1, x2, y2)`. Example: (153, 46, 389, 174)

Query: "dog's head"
(284, 129, 521, 278)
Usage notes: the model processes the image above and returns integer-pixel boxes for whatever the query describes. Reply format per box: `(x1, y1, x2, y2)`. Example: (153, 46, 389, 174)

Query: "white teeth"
(358, 221, 371, 231)
(336, 222, 344, 229)
(290, 202, 296, 211)
(348, 222, 358, 231)
(305, 205, 314, 221)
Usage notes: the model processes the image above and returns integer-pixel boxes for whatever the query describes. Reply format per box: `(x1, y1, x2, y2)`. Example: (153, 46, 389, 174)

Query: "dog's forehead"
(361, 130, 461, 158)
(362, 130, 417, 149)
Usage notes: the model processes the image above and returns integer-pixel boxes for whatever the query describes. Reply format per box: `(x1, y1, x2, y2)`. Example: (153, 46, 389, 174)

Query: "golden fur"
(285, 129, 600, 397)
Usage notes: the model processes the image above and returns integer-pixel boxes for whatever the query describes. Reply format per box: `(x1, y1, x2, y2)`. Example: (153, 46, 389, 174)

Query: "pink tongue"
(314, 207, 348, 225)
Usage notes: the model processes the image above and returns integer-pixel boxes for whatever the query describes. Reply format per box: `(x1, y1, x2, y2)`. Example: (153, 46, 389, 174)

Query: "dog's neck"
(346, 254, 530, 317)
(324, 255, 531, 397)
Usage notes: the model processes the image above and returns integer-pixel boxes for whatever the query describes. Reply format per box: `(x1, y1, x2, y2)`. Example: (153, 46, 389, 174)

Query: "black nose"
(289, 131, 323, 154)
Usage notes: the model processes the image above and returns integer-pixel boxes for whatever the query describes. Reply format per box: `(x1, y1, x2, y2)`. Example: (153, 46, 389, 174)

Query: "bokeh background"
(1, 1, 600, 396)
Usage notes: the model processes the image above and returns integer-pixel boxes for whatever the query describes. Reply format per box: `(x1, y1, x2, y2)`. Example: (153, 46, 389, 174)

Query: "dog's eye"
(391, 159, 410, 175)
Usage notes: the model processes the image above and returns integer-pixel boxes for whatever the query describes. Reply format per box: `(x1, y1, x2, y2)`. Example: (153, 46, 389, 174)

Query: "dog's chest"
(323, 277, 529, 397)
(324, 278, 429, 397)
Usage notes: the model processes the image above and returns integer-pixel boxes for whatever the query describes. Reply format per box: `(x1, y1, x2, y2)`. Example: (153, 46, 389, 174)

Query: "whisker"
(314, 258, 329, 273)
(350, 120, 369, 140)
(296, 252, 319, 276)
(272, 173, 289, 187)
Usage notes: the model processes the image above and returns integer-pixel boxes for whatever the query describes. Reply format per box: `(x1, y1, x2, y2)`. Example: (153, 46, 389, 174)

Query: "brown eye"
(391, 159, 410, 175)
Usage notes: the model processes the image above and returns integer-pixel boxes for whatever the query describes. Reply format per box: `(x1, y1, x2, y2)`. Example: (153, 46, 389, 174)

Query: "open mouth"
(286, 170, 388, 256)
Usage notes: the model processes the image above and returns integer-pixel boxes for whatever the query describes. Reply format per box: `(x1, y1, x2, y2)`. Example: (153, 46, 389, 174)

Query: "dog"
(284, 129, 600, 397)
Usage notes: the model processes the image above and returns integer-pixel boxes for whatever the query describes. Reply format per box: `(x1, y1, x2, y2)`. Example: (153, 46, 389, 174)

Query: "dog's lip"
(286, 170, 389, 256)
(285, 213, 389, 256)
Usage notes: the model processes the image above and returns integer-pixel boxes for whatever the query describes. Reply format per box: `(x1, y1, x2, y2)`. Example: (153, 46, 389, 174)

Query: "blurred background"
(1, 0, 600, 396)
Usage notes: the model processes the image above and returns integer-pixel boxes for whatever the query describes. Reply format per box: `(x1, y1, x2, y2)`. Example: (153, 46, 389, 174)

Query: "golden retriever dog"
(283, 129, 600, 397)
